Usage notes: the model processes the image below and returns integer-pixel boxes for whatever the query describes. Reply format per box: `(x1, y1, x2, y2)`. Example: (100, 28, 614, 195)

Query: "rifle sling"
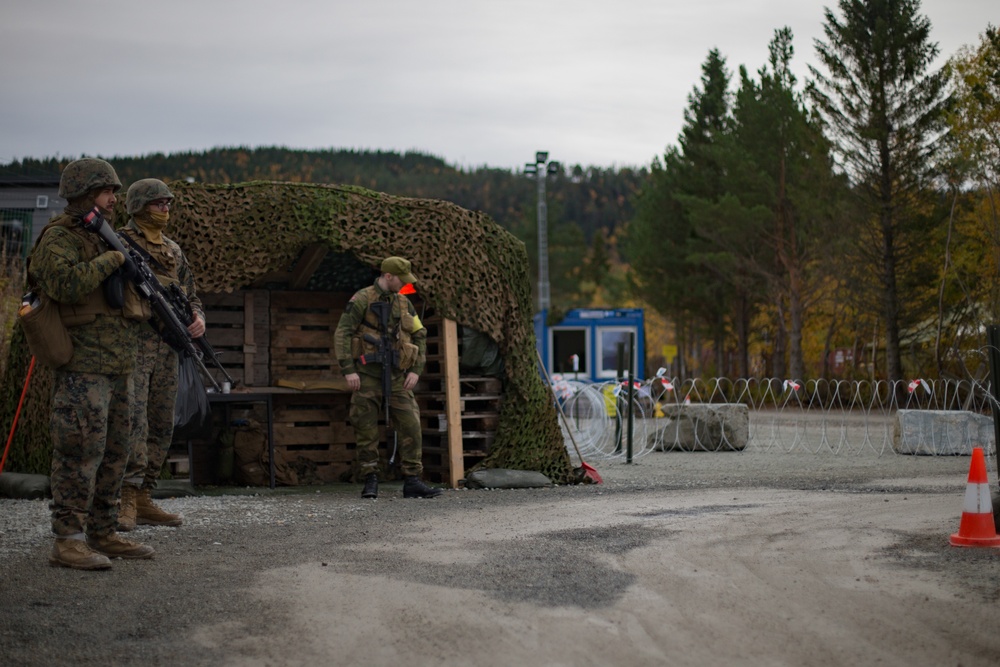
(120, 232, 168, 274)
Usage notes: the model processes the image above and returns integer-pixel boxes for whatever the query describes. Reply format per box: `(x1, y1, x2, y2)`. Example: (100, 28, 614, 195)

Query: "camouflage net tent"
(0, 181, 571, 483)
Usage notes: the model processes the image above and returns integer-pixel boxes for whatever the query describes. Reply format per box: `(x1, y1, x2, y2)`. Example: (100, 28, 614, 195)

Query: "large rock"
(651, 404, 749, 452)
(893, 410, 996, 455)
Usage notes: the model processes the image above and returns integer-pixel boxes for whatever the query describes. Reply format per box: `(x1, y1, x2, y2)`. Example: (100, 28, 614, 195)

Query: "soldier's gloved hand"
(119, 256, 139, 281)
(94, 250, 125, 275)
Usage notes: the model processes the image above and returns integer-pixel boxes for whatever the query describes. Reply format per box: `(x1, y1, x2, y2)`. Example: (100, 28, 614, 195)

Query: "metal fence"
(549, 376, 999, 462)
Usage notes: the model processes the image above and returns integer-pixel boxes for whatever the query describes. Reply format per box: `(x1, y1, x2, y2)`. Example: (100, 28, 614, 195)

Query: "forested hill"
(3, 147, 649, 244)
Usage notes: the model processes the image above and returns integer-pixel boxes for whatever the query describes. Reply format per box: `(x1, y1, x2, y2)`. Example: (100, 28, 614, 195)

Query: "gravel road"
(2, 450, 1000, 667)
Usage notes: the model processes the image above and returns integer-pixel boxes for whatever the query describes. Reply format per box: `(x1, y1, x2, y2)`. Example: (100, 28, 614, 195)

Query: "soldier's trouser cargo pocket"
(19, 295, 73, 368)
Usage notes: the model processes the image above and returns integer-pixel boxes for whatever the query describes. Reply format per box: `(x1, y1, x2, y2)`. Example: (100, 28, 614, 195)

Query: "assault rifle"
(78, 207, 224, 392)
(359, 300, 398, 464)
(165, 282, 235, 389)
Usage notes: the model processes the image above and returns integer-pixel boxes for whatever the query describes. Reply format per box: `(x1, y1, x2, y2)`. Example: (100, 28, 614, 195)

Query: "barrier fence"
(548, 376, 1000, 462)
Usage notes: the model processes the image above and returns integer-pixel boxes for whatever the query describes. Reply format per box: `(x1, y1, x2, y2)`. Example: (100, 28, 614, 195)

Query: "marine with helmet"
(117, 178, 205, 531)
(28, 157, 156, 570)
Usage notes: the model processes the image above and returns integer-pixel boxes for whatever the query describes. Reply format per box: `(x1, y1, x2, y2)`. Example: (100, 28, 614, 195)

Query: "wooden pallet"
(201, 290, 270, 387)
(270, 291, 349, 384)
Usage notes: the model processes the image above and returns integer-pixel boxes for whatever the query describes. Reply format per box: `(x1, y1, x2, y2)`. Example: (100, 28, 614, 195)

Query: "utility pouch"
(103, 270, 125, 309)
(19, 292, 73, 368)
(350, 335, 363, 360)
(121, 282, 148, 321)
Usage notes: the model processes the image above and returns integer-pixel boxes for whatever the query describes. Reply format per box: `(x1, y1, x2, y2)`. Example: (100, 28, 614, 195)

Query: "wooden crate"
(270, 291, 350, 384)
(200, 290, 270, 387)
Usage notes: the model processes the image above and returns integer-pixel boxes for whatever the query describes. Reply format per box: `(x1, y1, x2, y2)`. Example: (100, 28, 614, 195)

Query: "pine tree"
(808, 0, 950, 382)
(627, 49, 735, 376)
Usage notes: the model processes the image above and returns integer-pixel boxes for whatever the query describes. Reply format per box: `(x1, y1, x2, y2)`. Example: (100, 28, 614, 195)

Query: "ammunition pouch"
(103, 270, 125, 309)
(398, 342, 418, 371)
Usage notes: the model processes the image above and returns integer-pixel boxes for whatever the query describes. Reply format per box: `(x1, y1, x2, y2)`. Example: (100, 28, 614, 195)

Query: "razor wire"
(546, 374, 999, 462)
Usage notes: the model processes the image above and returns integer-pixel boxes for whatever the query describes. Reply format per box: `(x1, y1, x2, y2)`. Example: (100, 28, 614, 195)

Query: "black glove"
(120, 256, 139, 281)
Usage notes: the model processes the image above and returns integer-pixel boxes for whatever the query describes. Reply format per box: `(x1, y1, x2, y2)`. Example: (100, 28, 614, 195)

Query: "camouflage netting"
(0, 181, 572, 483)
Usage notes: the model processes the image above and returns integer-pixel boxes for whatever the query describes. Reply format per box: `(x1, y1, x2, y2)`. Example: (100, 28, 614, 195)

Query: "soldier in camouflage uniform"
(28, 158, 155, 570)
(334, 257, 443, 499)
(117, 179, 205, 531)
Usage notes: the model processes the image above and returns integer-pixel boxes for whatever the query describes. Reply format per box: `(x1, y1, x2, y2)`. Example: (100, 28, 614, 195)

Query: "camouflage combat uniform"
(120, 219, 203, 489)
(334, 280, 427, 477)
(29, 216, 141, 538)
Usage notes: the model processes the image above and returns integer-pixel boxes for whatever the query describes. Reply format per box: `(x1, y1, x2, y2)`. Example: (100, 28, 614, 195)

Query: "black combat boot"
(403, 476, 443, 498)
(361, 474, 378, 499)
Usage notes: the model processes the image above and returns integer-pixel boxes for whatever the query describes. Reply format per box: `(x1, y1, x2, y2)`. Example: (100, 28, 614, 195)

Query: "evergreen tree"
(808, 0, 950, 382)
(627, 49, 735, 376)
(695, 28, 843, 380)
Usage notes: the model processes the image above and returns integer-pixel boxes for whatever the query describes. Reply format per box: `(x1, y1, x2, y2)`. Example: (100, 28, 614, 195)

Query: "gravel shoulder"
(2, 451, 1000, 667)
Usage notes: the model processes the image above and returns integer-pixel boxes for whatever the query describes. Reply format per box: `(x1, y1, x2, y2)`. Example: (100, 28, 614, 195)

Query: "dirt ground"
(2, 450, 1000, 667)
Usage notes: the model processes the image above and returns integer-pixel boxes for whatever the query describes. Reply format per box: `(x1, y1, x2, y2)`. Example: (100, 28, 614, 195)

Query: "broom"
(536, 349, 602, 484)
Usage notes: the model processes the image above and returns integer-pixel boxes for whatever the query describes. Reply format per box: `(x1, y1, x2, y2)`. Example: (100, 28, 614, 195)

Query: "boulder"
(892, 409, 996, 455)
(651, 403, 749, 452)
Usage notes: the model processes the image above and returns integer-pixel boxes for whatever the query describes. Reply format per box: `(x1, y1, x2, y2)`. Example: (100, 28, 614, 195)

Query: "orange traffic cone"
(949, 447, 1000, 548)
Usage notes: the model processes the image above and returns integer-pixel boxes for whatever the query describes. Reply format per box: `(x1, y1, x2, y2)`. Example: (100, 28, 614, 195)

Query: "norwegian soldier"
(28, 158, 154, 569)
(334, 257, 442, 499)
(117, 179, 205, 531)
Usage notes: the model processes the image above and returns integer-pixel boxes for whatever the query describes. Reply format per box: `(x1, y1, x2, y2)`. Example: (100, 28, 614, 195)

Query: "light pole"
(524, 151, 560, 313)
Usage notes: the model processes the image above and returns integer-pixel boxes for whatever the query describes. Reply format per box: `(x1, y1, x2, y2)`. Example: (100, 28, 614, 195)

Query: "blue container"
(534, 308, 644, 383)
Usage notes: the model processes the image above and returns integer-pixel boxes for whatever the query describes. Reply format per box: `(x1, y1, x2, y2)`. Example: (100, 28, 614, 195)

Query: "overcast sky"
(1, 0, 995, 172)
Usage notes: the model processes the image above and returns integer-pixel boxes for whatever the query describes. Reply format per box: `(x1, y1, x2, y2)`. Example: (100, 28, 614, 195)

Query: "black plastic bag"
(173, 354, 212, 440)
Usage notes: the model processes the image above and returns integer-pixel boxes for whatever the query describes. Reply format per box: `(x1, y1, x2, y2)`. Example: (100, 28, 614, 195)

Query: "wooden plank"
(270, 351, 335, 362)
(273, 312, 337, 328)
(441, 318, 463, 487)
(273, 405, 349, 422)
(243, 291, 256, 385)
(206, 329, 246, 346)
(270, 332, 333, 347)
(203, 310, 247, 325)
(202, 292, 244, 307)
(276, 448, 355, 464)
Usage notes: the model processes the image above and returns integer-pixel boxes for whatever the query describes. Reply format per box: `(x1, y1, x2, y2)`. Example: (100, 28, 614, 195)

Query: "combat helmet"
(127, 178, 174, 215)
(58, 158, 122, 200)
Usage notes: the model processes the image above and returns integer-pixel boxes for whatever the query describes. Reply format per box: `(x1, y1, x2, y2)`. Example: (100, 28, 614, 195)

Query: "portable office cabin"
(0, 176, 62, 259)
(534, 308, 645, 383)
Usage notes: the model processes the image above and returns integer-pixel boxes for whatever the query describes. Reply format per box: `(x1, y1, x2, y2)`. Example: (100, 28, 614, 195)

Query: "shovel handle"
(535, 349, 588, 464)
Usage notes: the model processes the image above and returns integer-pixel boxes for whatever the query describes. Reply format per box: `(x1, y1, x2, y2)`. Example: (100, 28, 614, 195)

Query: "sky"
(1, 0, 996, 172)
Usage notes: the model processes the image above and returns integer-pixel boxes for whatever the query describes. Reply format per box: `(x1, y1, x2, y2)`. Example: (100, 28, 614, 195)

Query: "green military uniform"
(30, 215, 141, 539)
(121, 218, 203, 490)
(334, 279, 427, 477)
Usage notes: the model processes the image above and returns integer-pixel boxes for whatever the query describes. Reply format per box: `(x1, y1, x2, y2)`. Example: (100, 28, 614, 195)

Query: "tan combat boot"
(118, 484, 138, 532)
(135, 487, 183, 527)
(49, 537, 112, 570)
(87, 532, 155, 559)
